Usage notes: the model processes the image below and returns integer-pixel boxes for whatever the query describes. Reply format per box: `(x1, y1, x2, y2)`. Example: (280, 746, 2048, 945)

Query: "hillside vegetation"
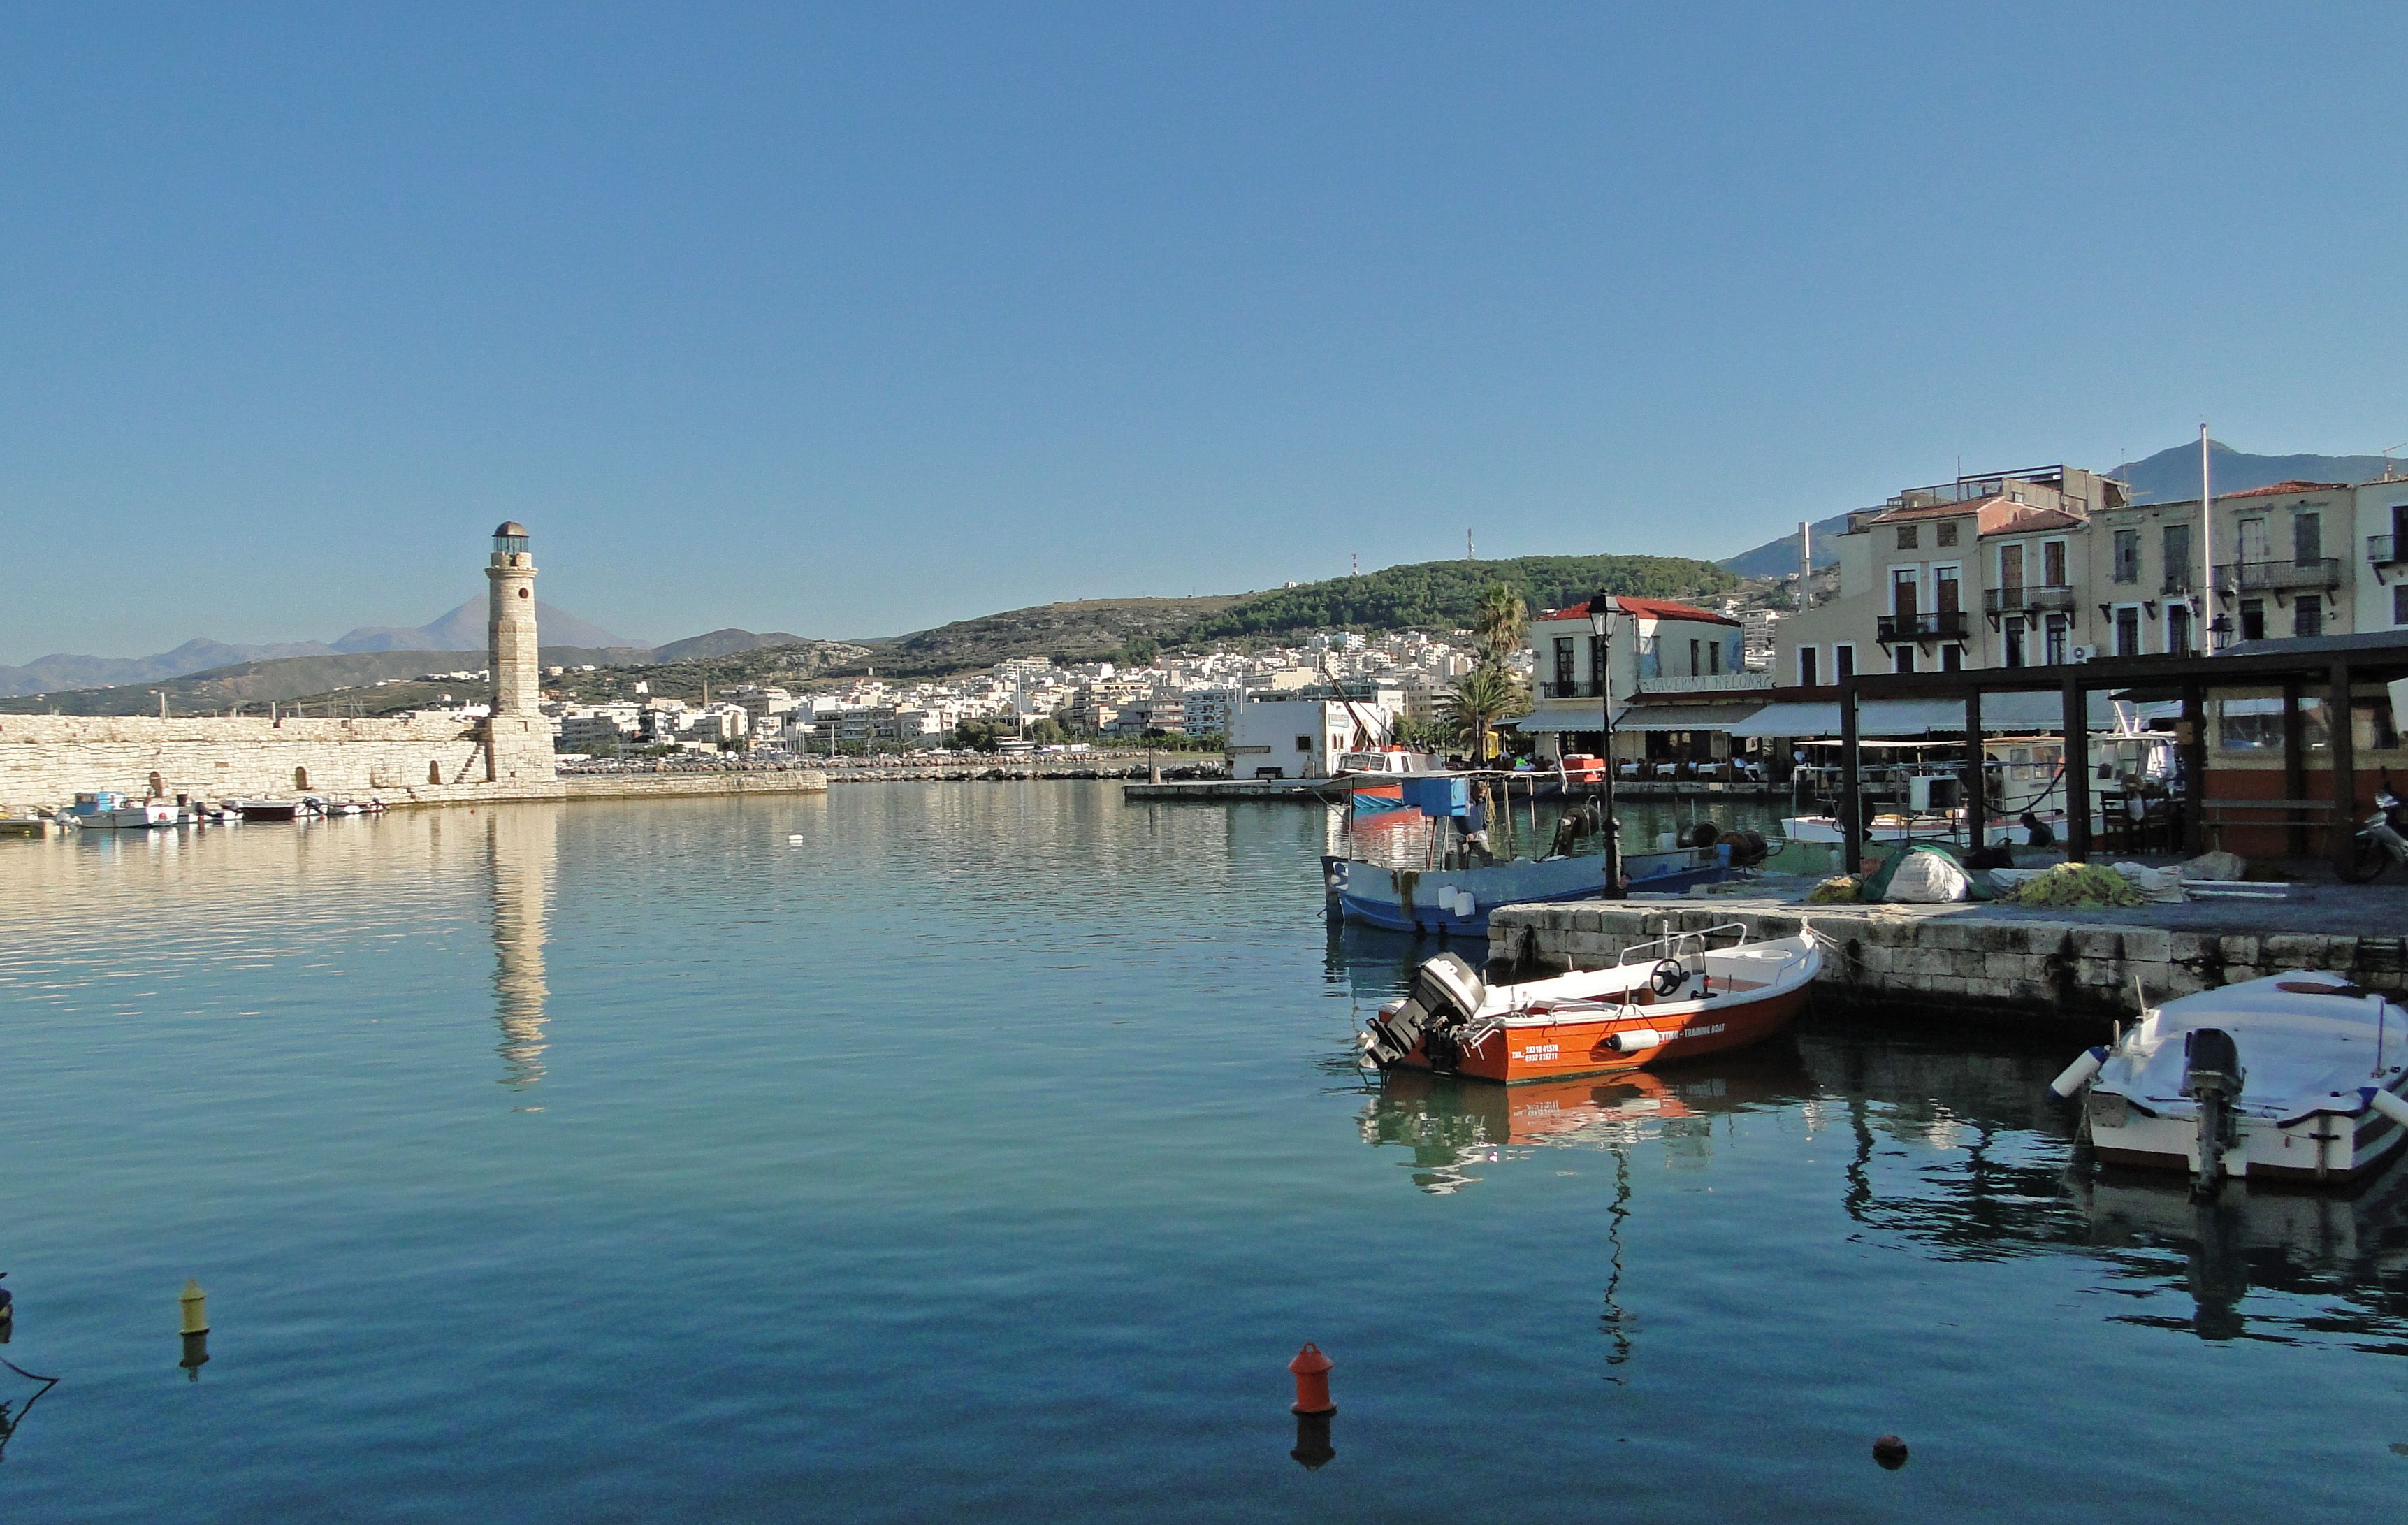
(863, 596, 1247, 677)
(1192, 554, 1736, 639)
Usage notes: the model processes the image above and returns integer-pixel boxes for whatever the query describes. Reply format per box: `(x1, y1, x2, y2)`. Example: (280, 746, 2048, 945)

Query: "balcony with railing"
(2161, 570, 2197, 596)
(1981, 584, 2077, 615)
(2370, 534, 2405, 566)
(1539, 679, 1605, 700)
(2214, 558, 2343, 594)
(1875, 610, 1971, 644)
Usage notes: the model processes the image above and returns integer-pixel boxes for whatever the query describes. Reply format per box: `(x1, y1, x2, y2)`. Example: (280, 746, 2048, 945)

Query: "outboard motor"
(2181, 1027, 2245, 1197)
(1364, 953, 1487, 1070)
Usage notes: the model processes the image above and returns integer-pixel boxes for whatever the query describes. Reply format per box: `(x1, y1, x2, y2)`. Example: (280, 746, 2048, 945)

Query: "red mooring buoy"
(1288, 1343, 1335, 1415)
(1872, 1434, 1909, 1469)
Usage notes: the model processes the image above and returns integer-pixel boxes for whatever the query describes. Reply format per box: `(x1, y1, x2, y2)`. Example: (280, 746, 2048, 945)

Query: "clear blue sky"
(6, 3, 2405, 662)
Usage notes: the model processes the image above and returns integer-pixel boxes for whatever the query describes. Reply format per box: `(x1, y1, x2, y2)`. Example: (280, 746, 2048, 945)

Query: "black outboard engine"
(1364, 953, 1487, 1070)
(2181, 1027, 2245, 1197)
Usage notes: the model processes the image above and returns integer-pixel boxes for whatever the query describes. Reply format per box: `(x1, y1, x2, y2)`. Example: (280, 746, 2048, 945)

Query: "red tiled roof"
(1978, 505, 2084, 537)
(1868, 499, 1984, 521)
(2221, 479, 2346, 499)
(1542, 597, 1739, 628)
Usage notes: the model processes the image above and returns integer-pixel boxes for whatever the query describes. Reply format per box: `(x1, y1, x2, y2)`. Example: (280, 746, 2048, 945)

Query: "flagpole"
(2198, 422, 2214, 649)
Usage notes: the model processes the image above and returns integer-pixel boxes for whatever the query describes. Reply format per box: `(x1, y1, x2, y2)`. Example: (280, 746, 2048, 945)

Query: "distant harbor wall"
(556, 770, 827, 802)
(1488, 898, 2408, 1027)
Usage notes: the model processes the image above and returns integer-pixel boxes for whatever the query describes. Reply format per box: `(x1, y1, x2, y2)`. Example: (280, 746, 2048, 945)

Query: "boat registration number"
(1516, 1043, 1560, 1062)
(1683, 1023, 1726, 1038)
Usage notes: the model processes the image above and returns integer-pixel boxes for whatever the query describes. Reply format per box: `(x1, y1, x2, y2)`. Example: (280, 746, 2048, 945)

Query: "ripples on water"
(3, 785, 2407, 1520)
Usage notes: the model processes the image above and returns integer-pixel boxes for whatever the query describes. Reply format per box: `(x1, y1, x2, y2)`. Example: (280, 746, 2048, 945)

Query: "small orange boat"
(1361, 923, 1822, 1084)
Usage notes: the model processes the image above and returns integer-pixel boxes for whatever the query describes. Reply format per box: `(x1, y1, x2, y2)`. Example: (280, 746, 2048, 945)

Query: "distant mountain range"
(0, 599, 638, 698)
(328, 598, 632, 654)
(2109, 440, 2402, 505)
(1716, 442, 2408, 579)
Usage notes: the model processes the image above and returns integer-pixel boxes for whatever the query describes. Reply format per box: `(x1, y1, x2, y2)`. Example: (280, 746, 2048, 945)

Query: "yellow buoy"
(179, 1279, 209, 1335)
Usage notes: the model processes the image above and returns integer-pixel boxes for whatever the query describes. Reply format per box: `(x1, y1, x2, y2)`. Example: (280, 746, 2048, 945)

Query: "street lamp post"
(1589, 593, 1625, 899)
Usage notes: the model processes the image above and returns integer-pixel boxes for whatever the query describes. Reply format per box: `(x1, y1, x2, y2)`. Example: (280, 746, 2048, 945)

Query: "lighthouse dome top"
(493, 521, 530, 540)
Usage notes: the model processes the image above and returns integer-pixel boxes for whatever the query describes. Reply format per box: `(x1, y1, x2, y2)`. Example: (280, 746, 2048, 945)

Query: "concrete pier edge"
(1486, 897, 2408, 1031)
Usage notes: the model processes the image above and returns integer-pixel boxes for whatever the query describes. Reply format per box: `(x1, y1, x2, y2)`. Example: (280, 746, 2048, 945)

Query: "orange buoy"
(1288, 1343, 1335, 1415)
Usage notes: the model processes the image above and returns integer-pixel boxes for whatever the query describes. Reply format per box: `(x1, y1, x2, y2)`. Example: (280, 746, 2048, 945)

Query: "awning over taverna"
(1510, 700, 1769, 733)
(1724, 691, 2130, 739)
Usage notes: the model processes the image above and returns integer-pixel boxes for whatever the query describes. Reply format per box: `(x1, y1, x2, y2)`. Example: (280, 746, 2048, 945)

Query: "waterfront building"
(1226, 695, 1400, 779)
(1516, 597, 1764, 768)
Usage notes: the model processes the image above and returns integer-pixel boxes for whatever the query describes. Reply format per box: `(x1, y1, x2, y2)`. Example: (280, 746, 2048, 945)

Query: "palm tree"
(1471, 583, 1529, 666)
(1442, 664, 1530, 765)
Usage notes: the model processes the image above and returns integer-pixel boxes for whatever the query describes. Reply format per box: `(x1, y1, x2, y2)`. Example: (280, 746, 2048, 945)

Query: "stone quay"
(1486, 892, 2408, 1030)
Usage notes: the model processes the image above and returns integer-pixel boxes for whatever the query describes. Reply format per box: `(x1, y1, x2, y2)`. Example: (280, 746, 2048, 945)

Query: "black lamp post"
(1590, 592, 1625, 898)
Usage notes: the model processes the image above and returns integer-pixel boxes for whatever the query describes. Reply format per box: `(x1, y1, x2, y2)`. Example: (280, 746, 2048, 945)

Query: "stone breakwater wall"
(1486, 899, 2408, 1029)
(0, 714, 510, 807)
(0, 715, 824, 810)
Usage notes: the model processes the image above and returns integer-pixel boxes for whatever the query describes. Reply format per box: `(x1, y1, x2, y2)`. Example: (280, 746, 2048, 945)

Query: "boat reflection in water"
(1360, 1047, 1812, 1193)
(1359, 1027, 2408, 1352)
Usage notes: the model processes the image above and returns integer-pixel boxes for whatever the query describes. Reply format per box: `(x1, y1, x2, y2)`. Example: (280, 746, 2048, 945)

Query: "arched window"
(430, 760, 444, 785)
(294, 766, 309, 790)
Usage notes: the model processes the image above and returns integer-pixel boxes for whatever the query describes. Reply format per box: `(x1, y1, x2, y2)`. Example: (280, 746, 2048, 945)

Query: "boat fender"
(1606, 1027, 1664, 1055)
(2048, 1046, 2108, 1099)
(2361, 1087, 2408, 1129)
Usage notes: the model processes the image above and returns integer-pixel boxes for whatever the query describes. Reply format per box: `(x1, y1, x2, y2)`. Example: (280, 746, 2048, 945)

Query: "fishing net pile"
(1998, 862, 2146, 908)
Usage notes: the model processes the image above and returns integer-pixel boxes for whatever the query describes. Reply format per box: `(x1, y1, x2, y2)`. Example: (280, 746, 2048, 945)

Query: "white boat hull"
(2074, 971, 2408, 1185)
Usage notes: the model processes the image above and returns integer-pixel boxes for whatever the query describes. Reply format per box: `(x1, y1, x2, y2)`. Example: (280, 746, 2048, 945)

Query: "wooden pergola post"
(2331, 658, 2358, 875)
(1841, 673, 1862, 873)
(2063, 674, 2091, 862)
(1962, 686, 1984, 848)
(2282, 678, 2307, 857)
(2179, 682, 2207, 857)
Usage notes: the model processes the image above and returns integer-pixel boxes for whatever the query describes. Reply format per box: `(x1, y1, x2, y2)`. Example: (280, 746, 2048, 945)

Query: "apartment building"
(1776, 465, 2138, 684)
(1774, 464, 2408, 691)
(1180, 687, 1242, 738)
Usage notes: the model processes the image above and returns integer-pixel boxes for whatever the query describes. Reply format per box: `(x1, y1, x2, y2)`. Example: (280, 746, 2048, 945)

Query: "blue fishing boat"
(1321, 844, 1733, 936)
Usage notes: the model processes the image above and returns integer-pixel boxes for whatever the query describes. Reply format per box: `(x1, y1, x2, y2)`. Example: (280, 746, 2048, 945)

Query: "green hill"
(1192, 554, 1735, 639)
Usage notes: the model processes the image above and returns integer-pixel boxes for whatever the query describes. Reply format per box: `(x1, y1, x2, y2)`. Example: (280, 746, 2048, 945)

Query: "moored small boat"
(1361, 922, 1822, 1083)
(235, 800, 302, 823)
(75, 798, 182, 829)
(2052, 971, 2408, 1192)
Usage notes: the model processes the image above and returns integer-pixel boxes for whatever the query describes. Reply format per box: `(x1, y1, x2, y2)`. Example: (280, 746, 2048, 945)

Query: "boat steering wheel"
(1651, 958, 1686, 997)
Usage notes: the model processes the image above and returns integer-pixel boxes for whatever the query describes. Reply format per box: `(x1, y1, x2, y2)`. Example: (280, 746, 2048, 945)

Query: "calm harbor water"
(4, 783, 2407, 1520)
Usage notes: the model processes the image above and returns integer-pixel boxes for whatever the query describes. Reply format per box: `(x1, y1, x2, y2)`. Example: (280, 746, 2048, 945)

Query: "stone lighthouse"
(484, 521, 554, 781)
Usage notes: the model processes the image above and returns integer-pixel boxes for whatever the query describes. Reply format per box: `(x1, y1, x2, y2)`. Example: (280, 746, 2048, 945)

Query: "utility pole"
(1797, 521, 1811, 612)
(1466, 529, 1474, 563)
